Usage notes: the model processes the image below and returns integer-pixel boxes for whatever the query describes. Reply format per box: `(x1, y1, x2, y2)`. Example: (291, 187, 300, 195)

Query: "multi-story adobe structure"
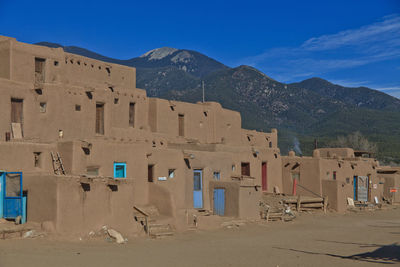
(282, 148, 382, 212)
(0, 36, 282, 235)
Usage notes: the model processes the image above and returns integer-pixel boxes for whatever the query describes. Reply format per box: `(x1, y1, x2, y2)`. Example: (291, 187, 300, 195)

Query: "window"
(95, 103, 105, 135)
(178, 114, 184, 136)
(39, 102, 47, 113)
(213, 172, 220, 180)
(148, 165, 154, 182)
(129, 103, 135, 127)
(114, 162, 126, 178)
(75, 104, 81, 111)
(232, 165, 236, 171)
(333, 171, 337, 180)
(54, 61, 59, 66)
(168, 169, 175, 178)
(87, 166, 99, 176)
(241, 162, 250, 176)
(33, 152, 41, 168)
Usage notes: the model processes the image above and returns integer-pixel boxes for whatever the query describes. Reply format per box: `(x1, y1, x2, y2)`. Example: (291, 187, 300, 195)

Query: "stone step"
(150, 231, 174, 238)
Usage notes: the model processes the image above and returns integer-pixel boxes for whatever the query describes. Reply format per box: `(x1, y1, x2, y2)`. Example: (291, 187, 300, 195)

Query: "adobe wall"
(148, 98, 243, 145)
(281, 155, 321, 197)
(55, 175, 138, 236)
(378, 171, 400, 202)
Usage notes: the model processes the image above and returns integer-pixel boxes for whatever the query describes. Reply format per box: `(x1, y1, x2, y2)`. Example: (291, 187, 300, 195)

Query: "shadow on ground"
(274, 241, 400, 265)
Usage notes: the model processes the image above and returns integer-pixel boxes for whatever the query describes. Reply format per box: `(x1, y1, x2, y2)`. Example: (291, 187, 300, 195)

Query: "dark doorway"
(35, 58, 45, 83)
(148, 164, 154, 182)
(178, 114, 184, 136)
(262, 162, 267, 191)
(129, 102, 135, 127)
(11, 98, 23, 138)
(95, 103, 104, 135)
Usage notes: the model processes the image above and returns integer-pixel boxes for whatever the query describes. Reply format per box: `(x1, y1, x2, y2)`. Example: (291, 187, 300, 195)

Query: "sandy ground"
(0, 207, 399, 267)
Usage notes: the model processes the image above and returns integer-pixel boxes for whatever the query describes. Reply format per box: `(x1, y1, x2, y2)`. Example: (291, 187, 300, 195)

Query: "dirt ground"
(0, 207, 399, 267)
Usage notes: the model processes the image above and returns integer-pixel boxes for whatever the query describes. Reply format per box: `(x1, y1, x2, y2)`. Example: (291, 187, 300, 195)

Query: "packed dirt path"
(0, 207, 399, 267)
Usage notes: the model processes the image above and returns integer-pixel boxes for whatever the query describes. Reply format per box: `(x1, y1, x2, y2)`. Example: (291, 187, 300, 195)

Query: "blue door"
(3, 172, 23, 219)
(353, 176, 357, 200)
(193, 170, 203, 208)
(213, 188, 225, 216)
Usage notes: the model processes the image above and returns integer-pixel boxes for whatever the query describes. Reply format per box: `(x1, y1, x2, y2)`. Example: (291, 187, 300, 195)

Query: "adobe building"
(377, 166, 400, 203)
(282, 148, 381, 212)
(0, 36, 282, 236)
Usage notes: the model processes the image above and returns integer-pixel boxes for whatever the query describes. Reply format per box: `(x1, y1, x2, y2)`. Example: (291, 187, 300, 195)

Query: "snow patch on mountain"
(140, 47, 178, 60)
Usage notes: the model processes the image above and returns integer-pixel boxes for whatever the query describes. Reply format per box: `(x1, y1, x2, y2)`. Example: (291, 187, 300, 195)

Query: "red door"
(262, 162, 267, 191)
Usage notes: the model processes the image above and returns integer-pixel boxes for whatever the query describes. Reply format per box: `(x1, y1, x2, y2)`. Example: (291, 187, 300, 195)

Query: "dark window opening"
(203, 111, 208, 117)
(346, 177, 350, 184)
(39, 102, 47, 113)
(269, 142, 272, 148)
(114, 98, 119, 104)
(148, 164, 154, 182)
(81, 183, 91, 192)
(129, 103, 135, 127)
(274, 153, 278, 158)
(170, 105, 175, 111)
(168, 169, 175, 178)
(95, 103, 105, 135)
(178, 114, 185, 137)
(98, 66, 101, 70)
(247, 136, 251, 141)
(213, 171, 220, 180)
(85, 91, 93, 99)
(108, 184, 118, 191)
(70, 59, 74, 64)
(34, 88, 43, 95)
(82, 147, 90, 155)
(33, 152, 41, 168)
(54, 61, 59, 66)
(333, 171, 337, 180)
(106, 67, 111, 76)
(108, 86, 114, 92)
(241, 162, 250, 176)
(77, 61, 81, 65)
(75, 105, 81, 111)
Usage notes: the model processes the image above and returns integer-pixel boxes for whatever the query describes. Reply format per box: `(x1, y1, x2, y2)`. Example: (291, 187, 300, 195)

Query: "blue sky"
(1, 0, 399, 97)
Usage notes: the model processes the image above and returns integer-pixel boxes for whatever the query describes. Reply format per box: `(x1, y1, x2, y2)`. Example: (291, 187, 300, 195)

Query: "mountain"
(289, 78, 400, 111)
(35, 42, 400, 163)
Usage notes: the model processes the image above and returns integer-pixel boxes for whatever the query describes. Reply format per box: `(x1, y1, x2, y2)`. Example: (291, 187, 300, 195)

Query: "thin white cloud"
(241, 14, 400, 82)
(302, 14, 400, 51)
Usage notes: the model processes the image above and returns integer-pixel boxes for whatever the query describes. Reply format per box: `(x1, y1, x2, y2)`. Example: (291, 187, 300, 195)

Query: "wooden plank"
(11, 123, 22, 139)
(296, 195, 301, 211)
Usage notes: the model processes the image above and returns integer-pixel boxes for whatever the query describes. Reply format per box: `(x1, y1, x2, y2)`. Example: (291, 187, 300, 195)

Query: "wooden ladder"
(51, 152, 66, 175)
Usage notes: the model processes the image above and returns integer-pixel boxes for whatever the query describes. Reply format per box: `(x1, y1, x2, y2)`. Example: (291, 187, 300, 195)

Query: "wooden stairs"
(133, 205, 174, 238)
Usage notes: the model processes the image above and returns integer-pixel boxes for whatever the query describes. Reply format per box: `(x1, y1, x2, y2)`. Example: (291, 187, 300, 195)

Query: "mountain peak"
(140, 47, 178, 60)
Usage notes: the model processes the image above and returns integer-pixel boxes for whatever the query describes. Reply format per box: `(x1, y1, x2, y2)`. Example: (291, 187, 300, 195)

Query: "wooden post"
(297, 195, 301, 212)
(323, 196, 328, 213)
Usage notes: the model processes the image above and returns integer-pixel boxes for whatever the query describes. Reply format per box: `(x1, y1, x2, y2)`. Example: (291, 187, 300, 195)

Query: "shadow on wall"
(273, 240, 400, 265)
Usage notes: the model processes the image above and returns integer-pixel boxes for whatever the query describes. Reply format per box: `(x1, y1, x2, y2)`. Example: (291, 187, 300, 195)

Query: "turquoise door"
(193, 170, 203, 208)
(3, 172, 23, 219)
(213, 188, 225, 216)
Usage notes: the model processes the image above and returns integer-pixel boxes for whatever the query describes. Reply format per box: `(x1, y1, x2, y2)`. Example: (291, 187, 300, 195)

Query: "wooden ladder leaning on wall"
(51, 152, 66, 175)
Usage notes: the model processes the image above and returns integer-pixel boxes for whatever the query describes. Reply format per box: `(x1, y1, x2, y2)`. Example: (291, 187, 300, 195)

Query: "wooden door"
(262, 162, 267, 191)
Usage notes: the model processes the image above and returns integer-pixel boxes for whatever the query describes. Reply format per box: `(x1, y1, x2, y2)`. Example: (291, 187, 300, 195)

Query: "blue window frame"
(114, 162, 126, 178)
